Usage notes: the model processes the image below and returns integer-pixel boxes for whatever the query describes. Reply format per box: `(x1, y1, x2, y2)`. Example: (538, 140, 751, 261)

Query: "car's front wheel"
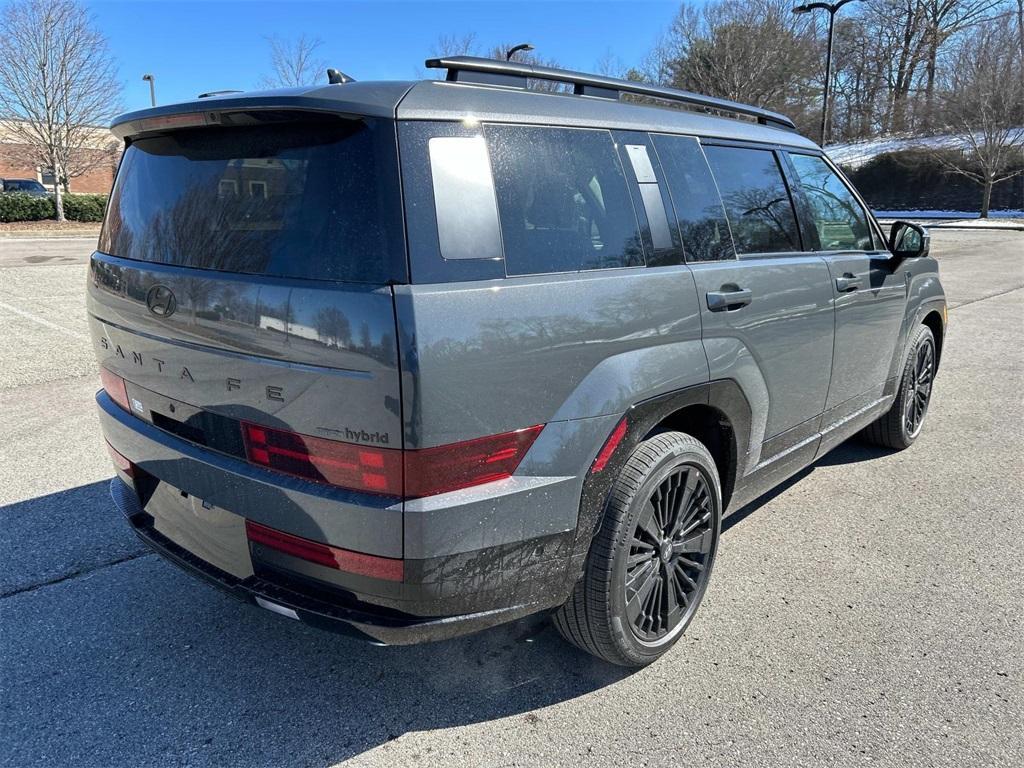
(862, 324, 937, 450)
(553, 431, 722, 667)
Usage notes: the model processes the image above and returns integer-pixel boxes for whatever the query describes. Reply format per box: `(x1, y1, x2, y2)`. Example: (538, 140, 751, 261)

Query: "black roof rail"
(424, 55, 797, 132)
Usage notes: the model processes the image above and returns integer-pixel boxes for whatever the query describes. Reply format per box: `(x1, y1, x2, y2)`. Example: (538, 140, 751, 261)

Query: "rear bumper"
(111, 477, 558, 644)
(98, 392, 581, 643)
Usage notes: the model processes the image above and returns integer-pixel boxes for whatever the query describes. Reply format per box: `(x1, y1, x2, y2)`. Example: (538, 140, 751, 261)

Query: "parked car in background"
(90, 56, 945, 667)
(1, 178, 50, 196)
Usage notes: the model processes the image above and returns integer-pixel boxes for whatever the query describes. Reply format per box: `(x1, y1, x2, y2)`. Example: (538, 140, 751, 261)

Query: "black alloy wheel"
(904, 334, 935, 439)
(553, 431, 722, 667)
(626, 464, 714, 643)
(862, 323, 938, 450)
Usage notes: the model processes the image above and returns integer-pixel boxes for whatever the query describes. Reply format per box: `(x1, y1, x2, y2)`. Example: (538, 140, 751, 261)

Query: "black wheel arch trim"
(569, 379, 752, 568)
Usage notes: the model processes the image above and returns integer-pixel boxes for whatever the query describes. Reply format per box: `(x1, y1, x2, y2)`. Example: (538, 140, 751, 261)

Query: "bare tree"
(0, 0, 122, 221)
(925, 24, 1024, 216)
(431, 32, 480, 58)
(594, 49, 626, 77)
(918, 0, 1008, 127)
(664, 1, 809, 103)
(657, 0, 820, 133)
(1016, 0, 1024, 76)
(259, 34, 327, 88)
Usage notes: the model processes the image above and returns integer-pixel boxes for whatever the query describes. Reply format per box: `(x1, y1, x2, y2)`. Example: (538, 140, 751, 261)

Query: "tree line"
(1, 0, 1020, 219)
(645, 0, 1024, 214)
(419, 1, 1022, 215)
(648, 0, 1021, 143)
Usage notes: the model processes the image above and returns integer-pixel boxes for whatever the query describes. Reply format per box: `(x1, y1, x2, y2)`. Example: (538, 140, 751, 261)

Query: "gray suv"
(91, 57, 945, 667)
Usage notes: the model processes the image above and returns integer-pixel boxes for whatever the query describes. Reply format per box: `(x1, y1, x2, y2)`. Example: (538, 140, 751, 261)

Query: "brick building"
(0, 119, 120, 194)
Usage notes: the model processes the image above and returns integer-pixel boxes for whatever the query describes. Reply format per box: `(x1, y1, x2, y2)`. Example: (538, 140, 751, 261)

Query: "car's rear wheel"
(862, 324, 936, 450)
(553, 431, 721, 667)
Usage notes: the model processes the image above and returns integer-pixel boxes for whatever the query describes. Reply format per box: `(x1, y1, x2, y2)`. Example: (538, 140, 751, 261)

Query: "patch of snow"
(827, 129, 1024, 169)
(927, 218, 1024, 229)
(873, 209, 1024, 219)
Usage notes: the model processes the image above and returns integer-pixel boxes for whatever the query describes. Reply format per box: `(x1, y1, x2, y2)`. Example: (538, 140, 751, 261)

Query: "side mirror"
(888, 220, 929, 260)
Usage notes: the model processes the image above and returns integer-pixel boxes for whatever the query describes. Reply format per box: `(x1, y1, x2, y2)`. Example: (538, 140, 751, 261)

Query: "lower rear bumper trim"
(108, 478, 547, 645)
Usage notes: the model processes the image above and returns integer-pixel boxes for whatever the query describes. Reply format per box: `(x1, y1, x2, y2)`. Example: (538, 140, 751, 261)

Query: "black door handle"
(835, 273, 863, 292)
(706, 288, 752, 311)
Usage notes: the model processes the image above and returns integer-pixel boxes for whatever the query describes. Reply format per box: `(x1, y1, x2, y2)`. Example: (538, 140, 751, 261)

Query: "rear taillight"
(242, 422, 403, 496)
(245, 520, 404, 581)
(105, 441, 135, 478)
(404, 425, 544, 497)
(99, 367, 130, 411)
(241, 421, 543, 499)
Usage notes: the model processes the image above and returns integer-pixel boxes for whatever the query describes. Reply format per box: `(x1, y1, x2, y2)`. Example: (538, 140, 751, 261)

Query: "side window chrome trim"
(427, 136, 503, 262)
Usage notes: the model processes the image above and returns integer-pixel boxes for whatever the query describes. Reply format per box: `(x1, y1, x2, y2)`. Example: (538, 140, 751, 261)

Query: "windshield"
(99, 118, 406, 284)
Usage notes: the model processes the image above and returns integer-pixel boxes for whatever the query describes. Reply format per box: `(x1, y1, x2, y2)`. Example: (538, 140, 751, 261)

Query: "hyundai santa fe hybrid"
(90, 57, 945, 667)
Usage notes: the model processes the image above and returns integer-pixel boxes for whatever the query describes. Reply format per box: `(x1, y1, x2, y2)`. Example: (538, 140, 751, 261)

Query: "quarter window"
(485, 125, 644, 275)
(788, 153, 873, 251)
(428, 136, 502, 261)
(702, 145, 801, 255)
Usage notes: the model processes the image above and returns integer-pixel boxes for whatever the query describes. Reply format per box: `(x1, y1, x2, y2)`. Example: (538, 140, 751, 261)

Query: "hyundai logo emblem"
(146, 284, 177, 318)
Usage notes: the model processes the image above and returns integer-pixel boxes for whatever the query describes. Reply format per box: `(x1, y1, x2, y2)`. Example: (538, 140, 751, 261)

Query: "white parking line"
(0, 299, 87, 339)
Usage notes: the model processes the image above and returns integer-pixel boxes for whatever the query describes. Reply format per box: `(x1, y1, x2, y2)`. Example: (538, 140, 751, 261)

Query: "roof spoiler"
(109, 89, 400, 140)
(425, 55, 797, 132)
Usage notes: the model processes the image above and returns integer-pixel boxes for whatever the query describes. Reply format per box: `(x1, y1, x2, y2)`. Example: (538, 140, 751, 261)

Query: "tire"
(553, 431, 722, 667)
(862, 324, 937, 450)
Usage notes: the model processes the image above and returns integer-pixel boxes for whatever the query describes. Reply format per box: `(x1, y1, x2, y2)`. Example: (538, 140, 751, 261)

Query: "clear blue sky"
(78, 0, 681, 111)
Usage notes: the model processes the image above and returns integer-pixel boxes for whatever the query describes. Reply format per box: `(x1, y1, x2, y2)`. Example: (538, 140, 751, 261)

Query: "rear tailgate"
(88, 257, 401, 447)
(90, 111, 408, 563)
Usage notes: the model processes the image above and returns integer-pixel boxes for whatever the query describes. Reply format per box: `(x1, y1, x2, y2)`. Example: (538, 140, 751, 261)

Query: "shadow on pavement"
(1, 480, 629, 768)
(721, 438, 892, 533)
(0, 480, 147, 597)
(814, 440, 893, 466)
(4, 435, 895, 767)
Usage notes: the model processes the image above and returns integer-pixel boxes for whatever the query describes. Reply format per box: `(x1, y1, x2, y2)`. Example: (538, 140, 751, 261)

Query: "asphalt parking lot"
(1, 230, 1021, 768)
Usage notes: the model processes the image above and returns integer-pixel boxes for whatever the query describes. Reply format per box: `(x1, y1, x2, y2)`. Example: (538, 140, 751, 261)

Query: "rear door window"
(702, 145, 801, 255)
(787, 153, 874, 251)
(100, 119, 406, 284)
(650, 134, 735, 262)
(484, 125, 645, 275)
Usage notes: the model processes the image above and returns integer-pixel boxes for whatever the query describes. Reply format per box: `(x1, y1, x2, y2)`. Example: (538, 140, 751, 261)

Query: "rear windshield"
(100, 119, 406, 284)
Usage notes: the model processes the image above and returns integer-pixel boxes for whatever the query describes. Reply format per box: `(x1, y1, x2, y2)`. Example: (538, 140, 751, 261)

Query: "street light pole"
(505, 43, 534, 61)
(793, 0, 857, 145)
(142, 73, 156, 107)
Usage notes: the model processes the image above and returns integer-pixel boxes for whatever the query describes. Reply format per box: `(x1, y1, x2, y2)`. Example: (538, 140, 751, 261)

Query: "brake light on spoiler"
(241, 422, 543, 499)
